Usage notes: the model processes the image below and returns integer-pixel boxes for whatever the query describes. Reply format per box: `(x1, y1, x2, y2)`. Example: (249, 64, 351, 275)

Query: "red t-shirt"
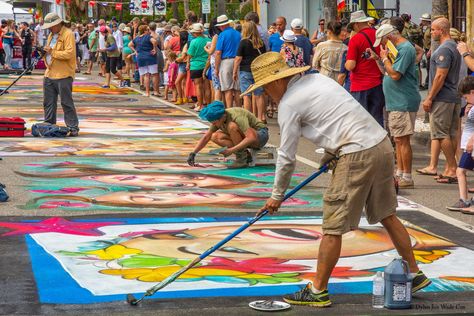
(168, 36, 180, 53)
(346, 27, 382, 92)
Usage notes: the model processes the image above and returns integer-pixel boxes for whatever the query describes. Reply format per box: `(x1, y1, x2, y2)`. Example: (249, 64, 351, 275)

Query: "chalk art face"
(108, 161, 226, 172)
(122, 224, 395, 260)
(93, 191, 261, 207)
(85, 174, 250, 188)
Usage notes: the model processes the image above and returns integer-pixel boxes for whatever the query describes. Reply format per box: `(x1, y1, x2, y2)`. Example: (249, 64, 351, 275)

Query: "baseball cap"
(374, 24, 395, 47)
(290, 18, 303, 29)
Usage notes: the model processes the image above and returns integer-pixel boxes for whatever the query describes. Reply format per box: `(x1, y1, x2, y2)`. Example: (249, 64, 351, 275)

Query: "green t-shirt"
(123, 34, 133, 55)
(382, 41, 421, 112)
(210, 107, 267, 134)
(105, 34, 120, 58)
(187, 36, 211, 71)
(88, 30, 98, 52)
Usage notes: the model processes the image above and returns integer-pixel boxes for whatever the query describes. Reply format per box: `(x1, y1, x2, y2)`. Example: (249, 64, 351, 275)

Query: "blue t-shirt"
(2, 32, 13, 46)
(383, 41, 421, 112)
(269, 33, 283, 52)
(216, 27, 241, 58)
(295, 35, 313, 66)
(340, 50, 351, 92)
(133, 34, 157, 67)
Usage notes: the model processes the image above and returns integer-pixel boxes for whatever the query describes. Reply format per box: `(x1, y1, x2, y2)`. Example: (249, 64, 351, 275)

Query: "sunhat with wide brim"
(215, 15, 231, 27)
(189, 23, 204, 33)
(347, 10, 374, 30)
(42, 12, 63, 29)
(241, 52, 310, 97)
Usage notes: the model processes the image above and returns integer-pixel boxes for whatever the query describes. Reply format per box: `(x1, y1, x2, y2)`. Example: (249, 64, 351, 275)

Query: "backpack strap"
(359, 29, 376, 52)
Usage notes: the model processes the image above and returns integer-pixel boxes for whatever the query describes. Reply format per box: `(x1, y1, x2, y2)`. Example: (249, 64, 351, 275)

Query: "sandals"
(416, 168, 438, 176)
(436, 175, 458, 184)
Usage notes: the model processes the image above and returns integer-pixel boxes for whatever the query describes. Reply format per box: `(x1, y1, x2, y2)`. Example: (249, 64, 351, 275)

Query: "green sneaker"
(412, 270, 431, 293)
(283, 283, 332, 307)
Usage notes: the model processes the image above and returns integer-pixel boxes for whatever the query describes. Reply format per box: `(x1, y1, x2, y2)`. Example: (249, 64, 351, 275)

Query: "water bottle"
(372, 271, 384, 308)
(384, 257, 412, 309)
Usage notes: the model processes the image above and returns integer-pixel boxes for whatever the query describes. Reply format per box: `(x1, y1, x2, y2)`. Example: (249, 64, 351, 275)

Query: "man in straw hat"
(420, 13, 432, 89)
(41, 12, 79, 136)
(187, 100, 268, 168)
(214, 14, 242, 108)
(251, 52, 430, 307)
(345, 10, 385, 127)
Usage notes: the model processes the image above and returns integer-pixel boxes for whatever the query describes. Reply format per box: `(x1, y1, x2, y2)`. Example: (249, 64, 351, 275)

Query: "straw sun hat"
(42, 12, 63, 29)
(241, 52, 310, 96)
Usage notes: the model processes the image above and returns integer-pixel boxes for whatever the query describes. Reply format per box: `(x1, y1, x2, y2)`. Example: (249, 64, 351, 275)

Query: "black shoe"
(412, 270, 431, 293)
(283, 283, 331, 307)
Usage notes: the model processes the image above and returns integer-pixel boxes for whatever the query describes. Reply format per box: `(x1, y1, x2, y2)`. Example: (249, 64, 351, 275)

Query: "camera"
(35, 46, 46, 57)
(361, 51, 371, 59)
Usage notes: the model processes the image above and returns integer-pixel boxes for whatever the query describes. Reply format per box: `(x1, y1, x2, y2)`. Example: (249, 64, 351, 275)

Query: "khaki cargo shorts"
(388, 111, 417, 138)
(429, 102, 461, 139)
(322, 136, 397, 235)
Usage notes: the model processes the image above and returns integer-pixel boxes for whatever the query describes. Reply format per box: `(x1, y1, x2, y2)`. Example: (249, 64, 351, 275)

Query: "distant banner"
(155, 0, 166, 15)
(129, 0, 153, 16)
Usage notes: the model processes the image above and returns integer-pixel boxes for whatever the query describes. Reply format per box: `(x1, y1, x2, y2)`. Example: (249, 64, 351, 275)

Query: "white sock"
(403, 173, 412, 181)
(310, 283, 323, 293)
(396, 170, 403, 177)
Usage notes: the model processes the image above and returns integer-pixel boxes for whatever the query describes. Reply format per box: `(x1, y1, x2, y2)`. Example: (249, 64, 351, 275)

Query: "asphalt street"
(0, 71, 472, 316)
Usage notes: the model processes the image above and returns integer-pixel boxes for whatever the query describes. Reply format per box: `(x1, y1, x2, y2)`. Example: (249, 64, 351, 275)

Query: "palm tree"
(217, 0, 226, 15)
(183, 0, 190, 15)
(322, 0, 337, 22)
(431, 0, 448, 51)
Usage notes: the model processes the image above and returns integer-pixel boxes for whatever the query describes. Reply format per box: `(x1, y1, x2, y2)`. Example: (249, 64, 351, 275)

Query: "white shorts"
(138, 64, 158, 76)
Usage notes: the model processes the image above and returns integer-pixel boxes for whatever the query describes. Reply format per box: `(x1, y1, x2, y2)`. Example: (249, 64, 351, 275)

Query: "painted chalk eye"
(171, 232, 194, 239)
(220, 246, 256, 254)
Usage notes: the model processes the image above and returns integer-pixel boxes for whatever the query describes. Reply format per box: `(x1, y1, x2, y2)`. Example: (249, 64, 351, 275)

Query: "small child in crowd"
(447, 76, 474, 214)
(165, 51, 178, 102)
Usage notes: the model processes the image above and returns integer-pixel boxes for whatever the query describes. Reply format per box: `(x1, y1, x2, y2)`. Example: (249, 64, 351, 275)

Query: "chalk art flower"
(414, 249, 450, 264)
(100, 266, 303, 285)
(86, 245, 142, 260)
(205, 257, 308, 274)
(118, 254, 192, 268)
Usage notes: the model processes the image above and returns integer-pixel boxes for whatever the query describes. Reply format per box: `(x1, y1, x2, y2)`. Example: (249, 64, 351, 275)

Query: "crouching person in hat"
(42, 12, 79, 136)
(253, 52, 430, 307)
(187, 101, 268, 168)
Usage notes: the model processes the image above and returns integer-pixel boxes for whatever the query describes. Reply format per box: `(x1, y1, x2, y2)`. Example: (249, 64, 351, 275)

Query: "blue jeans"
(351, 84, 385, 127)
(3, 44, 12, 68)
(257, 127, 269, 148)
(239, 71, 263, 96)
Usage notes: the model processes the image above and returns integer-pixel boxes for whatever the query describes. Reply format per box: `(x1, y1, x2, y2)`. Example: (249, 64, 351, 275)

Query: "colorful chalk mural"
(0, 95, 140, 103)
(0, 106, 192, 117)
(20, 117, 207, 136)
(18, 158, 320, 211)
(0, 138, 219, 156)
(1, 216, 470, 304)
(0, 86, 140, 95)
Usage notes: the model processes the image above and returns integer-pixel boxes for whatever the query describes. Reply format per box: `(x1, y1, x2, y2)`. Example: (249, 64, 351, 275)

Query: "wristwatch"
(463, 52, 471, 58)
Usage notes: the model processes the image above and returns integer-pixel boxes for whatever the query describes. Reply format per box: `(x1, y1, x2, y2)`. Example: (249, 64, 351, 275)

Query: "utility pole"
(322, 0, 337, 21)
(360, 0, 368, 14)
(431, 0, 448, 51)
(217, 0, 226, 15)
